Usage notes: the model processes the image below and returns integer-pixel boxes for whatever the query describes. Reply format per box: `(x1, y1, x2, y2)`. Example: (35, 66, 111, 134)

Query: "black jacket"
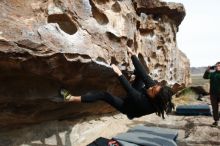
(118, 55, 157, 119)
(203, 70, 220, 95)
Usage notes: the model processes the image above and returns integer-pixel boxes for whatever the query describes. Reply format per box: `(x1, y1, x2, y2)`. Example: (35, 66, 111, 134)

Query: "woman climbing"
(60, 47, 174, 119)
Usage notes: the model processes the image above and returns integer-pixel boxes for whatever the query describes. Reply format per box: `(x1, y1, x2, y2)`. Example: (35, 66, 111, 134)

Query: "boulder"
(0, 0, 189, 129)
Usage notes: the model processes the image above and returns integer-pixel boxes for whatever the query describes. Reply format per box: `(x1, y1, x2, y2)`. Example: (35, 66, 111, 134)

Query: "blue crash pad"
(176, 104, 211, 116)
(113, 125, 178, 146)
(128, 125, 178, 141)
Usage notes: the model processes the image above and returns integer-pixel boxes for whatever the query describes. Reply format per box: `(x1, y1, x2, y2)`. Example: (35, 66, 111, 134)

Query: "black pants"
(210, 95, 220, 121)
(81, 76, 144, 114)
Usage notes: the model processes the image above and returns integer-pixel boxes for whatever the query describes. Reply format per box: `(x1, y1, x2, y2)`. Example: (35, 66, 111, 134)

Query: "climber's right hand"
(127, 46, 135, 56)
(111, 64, 122, 76)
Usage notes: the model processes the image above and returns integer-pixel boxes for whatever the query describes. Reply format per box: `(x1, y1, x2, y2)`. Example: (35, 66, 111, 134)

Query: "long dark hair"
(151, 86, 175, 119)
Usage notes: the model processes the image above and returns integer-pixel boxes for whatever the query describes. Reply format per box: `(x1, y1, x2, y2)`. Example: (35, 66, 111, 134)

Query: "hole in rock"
(154, 63, 160, 69)
(48, 14, 77, 35)
(96, 57, 108, 64)
(89, 0, 109, 25)
(136, 21, 140, 30)
(139, 28, 154, 36)
(134, 34, 138, 51)
(152, 14, 160, 21)
(111, 1, 121, 13)
(151, 52, 156, 58)
(106, 32, 120, 42)
(111, 57, 119, 65)
(127, 39, 133, 48)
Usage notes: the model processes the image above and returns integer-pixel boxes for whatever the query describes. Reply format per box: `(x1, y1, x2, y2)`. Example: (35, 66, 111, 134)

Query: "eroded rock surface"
(0, 0, 189, 129)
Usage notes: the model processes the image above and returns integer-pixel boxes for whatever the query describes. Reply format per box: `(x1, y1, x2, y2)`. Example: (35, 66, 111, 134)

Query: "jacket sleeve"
(131, 55, 156, 88)
(118, 75, 141, 98)
(203, 70, 211, 79)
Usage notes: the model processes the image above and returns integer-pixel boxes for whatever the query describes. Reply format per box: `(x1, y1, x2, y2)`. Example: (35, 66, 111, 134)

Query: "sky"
(163, 0, 220, 67)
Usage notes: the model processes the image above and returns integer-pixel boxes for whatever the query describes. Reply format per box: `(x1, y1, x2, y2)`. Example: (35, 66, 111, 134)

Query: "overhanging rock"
(0, 0, 189, 129)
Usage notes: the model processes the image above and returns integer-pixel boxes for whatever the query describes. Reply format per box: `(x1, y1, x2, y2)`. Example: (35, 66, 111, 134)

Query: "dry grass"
(172, 74, 209, 106)
(172, 89, 198, 106)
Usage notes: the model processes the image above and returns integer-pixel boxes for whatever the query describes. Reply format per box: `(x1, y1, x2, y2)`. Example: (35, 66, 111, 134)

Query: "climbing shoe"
(211, 121, 218, 127)
(60, 88, 72, 101)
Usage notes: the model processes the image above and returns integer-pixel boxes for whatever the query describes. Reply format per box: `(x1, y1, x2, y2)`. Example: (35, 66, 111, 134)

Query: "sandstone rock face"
(0, 0, 189, 128)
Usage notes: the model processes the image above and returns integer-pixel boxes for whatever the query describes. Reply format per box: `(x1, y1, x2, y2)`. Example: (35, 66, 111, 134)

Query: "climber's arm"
(127, 47, 156, 89)
(203, 66, 211, 79)
(111, 64, 140, 97)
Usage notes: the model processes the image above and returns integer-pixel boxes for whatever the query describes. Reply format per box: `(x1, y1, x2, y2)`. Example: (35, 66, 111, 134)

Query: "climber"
(203, 62, 220, 127)
(60, 47, 174, 119)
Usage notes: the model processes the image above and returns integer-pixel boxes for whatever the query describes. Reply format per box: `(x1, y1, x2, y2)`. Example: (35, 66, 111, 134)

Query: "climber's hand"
(111, 64, 122, 76)
(127, 46, 135, 56)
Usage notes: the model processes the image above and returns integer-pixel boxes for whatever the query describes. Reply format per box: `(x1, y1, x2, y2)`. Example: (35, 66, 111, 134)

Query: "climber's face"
(146, 84, 162, 98)
(216, 63, 220, 71)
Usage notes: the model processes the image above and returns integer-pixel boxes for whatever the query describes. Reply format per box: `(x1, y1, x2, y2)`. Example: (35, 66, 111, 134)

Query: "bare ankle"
(65, 96, 81, 102)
